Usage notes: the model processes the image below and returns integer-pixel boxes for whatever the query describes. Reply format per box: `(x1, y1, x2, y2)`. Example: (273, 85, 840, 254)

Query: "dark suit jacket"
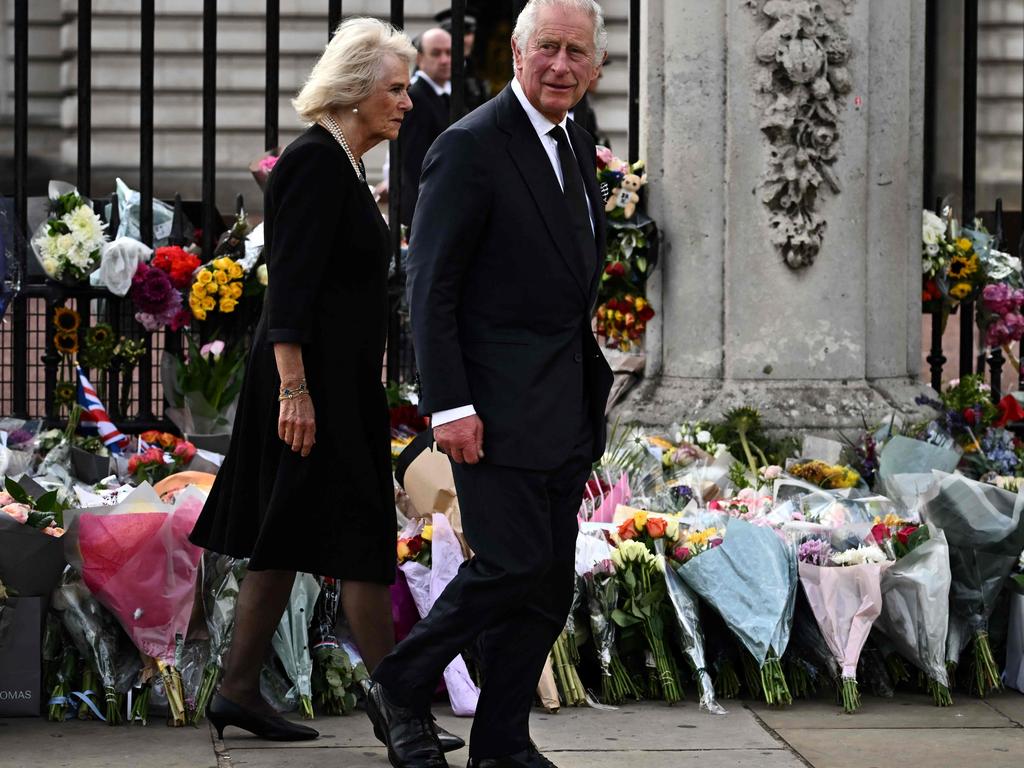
(399, 77, 450, 229)
(407, 84, 614, 471)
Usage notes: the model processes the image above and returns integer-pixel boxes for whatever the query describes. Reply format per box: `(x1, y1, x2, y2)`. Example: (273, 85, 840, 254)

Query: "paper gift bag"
(0, 595, 43, 716)
(0, 515, 66, 597)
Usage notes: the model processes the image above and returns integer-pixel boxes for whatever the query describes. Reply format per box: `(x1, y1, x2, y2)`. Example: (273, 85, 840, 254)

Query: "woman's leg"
(341, 580, 395, 673)
(218, 568, 296, 714)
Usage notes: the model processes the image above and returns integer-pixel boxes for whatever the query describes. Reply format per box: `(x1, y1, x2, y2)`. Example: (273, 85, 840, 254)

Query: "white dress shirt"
(431, 77, 592, 429)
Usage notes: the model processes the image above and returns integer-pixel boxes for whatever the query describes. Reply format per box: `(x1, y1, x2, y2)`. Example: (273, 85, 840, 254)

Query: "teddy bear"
(605, 173, 644, 219)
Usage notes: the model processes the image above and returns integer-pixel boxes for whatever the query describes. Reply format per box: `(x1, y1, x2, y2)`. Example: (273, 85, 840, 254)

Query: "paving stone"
(773, 727, 1024, 768)
(987, 692, 1024, 725)
(749, 692, 1018, 730)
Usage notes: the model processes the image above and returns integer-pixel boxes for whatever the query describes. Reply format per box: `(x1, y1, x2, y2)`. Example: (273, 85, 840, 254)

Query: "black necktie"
(440, 92, 451, 115)
(549, 125, 596, 281)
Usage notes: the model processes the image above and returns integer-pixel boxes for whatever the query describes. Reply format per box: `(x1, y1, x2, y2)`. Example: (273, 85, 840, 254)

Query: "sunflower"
(946, 254, 978, 280)
(54, 380, 77, 406)
(85, 323, 114, 349)
(948, 282, 973, 300)
(54, 331, 79, 356)
(53, 306, 81, 333)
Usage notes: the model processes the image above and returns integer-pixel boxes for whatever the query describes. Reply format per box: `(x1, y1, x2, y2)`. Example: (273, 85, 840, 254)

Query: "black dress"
(189, 124, 396, 583)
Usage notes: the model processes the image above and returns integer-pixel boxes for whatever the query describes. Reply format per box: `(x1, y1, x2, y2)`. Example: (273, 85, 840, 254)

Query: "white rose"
(922, 210, 945, 245)
(696, 430, 712, 445)
(42, 256, 59, 276)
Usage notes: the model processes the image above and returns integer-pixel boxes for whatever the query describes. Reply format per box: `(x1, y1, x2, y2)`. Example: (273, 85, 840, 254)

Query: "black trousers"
(373, 438, 592, 758)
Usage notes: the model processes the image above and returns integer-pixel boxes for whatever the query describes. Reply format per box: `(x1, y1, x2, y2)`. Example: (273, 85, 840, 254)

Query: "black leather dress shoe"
(467, 746, 559, 768)
(434, 721, 466, 753)
(365, 681, 449, 768)
(206, 693, 319, 741)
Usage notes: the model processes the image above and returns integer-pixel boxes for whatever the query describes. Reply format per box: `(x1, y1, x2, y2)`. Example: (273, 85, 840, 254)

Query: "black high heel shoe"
(207, 693, 319, 741)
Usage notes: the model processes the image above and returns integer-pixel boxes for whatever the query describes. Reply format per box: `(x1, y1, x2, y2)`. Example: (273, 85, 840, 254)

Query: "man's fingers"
(463, 444, 480, 465)
(450, 445, 465, 464)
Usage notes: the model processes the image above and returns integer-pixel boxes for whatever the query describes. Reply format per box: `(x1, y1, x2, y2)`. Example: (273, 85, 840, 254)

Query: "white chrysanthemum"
(67, 243, 95, 269)
(922, 210, 946, 245)
(41, 256, 59, 276)
(55, 233, 76, 256)
(830, 545, 887, 566)
(65, 204, 105, 249)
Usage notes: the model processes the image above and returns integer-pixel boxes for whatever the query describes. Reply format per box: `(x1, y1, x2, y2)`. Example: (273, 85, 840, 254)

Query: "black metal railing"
(4, 1, 644, 426)
(922, 0, 1024, 401)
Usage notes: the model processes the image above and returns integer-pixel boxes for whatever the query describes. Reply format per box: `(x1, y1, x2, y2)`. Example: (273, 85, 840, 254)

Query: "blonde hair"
(513, 0, 607, 63)
(292, 17, 416, 123)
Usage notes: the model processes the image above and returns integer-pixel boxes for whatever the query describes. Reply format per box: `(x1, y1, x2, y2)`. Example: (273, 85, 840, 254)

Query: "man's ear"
(511, 35, 523, 73)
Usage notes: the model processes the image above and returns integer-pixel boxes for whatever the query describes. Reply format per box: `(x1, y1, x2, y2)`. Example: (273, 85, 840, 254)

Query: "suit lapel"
(499, 88, 590, 298)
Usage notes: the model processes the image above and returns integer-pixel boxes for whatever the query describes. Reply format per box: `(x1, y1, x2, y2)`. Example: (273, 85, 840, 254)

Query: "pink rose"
(762, 465, 782, 480)
(2, 503, 30, 524)
(42, 525, 65, 537)
(595, 145, 613, 169)
(173, 441, 197, 463)
(0, 491, 15, 506)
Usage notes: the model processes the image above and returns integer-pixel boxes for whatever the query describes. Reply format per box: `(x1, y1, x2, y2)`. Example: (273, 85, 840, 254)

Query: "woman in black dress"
(190, 18, 415, 741)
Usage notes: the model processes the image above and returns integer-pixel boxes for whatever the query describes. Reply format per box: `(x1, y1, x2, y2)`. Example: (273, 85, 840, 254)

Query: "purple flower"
(983, 283, 1015, 315)
(6, 429, 33, 447)
(130, 262, 183, 331)
(798, 538, 832, 566)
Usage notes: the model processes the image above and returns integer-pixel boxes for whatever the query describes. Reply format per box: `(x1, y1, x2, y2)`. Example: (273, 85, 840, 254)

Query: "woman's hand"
(279, 394, 316, 457)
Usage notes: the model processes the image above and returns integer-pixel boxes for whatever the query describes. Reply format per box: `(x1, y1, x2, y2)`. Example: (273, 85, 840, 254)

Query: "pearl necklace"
(319, 114, 366, 183)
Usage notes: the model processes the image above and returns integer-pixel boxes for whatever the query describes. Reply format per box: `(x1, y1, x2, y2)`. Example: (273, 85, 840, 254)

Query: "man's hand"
(433, 414, 484, 464)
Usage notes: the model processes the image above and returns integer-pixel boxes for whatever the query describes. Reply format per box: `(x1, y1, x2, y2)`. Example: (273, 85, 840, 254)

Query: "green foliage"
(311, 647, 367, 716)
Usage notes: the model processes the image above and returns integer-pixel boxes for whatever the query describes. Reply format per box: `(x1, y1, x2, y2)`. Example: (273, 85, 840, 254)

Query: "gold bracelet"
(278, 381, 309, 401)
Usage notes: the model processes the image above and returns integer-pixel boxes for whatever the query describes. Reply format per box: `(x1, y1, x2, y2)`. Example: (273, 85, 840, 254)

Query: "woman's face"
(356, 55, 413, 144)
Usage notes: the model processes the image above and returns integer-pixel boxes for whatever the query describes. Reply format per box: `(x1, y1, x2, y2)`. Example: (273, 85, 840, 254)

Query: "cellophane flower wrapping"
(399, 513, 480, 716)
(797, 559, 886, 711)
(654, 538, 725, 714)
(921, 471, 1024, 688)
(272, 572, 319, 718)
(677, 518, 797, 666)
(874, 522, 952, 694)
(192, 553, 246, 722)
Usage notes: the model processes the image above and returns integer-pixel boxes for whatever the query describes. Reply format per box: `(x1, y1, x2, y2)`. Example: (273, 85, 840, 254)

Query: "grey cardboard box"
(0, 595, 43, 716)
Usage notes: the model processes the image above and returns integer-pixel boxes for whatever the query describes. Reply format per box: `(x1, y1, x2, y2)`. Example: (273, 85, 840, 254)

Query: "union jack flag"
(76, 365, 129, 452)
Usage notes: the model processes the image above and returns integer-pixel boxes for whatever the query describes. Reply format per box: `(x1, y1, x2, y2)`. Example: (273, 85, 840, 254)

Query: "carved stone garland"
(746, 0, 854, 269)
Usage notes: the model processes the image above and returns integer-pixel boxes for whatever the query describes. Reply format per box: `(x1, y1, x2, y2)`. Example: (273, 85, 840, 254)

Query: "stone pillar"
(621, 0, 930, 432)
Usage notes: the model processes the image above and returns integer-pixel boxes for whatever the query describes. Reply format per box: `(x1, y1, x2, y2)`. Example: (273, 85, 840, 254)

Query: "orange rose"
(646, 516, 668, 539)
(140, 430, 161, 444)
(617, 517, 638, 541)
(397, 539, 412, 562)
(157, 432, 178, 449)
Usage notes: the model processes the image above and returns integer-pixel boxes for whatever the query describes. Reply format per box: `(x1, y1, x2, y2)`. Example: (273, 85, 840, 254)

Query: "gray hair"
(293, 17, 416, 123)
(513, 0, 607, 62)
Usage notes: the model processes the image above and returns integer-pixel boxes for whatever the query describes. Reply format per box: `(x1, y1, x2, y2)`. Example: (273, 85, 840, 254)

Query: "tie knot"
(548, 125, 569, 144)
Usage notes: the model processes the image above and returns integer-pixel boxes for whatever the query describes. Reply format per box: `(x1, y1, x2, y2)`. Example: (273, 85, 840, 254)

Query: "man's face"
(418, 29, 452, 85)
(512, 5, 600, 124)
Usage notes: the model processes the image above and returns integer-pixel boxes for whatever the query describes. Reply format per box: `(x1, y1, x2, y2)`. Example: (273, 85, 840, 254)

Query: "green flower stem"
(841, 677, 860, 713)
(929, 679, 953, 707)
(972, 631, 1001, 697)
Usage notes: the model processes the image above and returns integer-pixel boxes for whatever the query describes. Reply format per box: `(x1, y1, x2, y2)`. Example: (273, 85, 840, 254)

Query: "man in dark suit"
(367, 2, 612, 768)
(399, 27, 452, 231)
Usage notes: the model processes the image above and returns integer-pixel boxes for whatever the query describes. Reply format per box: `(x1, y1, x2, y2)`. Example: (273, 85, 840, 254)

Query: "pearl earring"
(352, 107, 359, 114)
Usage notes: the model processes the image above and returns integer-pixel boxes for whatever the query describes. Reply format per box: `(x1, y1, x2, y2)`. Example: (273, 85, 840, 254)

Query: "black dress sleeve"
(265, 140, 353, 344)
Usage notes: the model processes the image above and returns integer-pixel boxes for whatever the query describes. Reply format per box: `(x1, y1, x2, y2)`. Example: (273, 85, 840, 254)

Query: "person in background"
(397, 27, 452, 231)
(435, 5, 491, 113)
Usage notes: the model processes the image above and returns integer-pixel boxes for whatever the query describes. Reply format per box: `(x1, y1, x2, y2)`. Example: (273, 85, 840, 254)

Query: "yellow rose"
(228, 262, 244, 279)
(421, 525, 433, 541)
(219, 297, 238, 313)
(192, 307, 207, 321)
(634, 510, 648, 530)
(189, 294, 202, 311)
(191, 282, 206, 297)
(206, 282, 220, 295)
(202, 296, 216, 311)
(214, 270, 229, 285)
(956, 237, 972, 252)
(197, 270, 213, 285)
(229, 282, 244, 299)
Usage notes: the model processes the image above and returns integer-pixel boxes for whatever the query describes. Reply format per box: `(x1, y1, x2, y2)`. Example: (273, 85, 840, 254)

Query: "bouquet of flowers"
(130, 262, 188, 332)
(192, 553, 246, 724)
(188, 256, 244, 323)
(676, 518, 796, 706)
(128, 432, 197, 484)
(595, 294, 654, 351)
(271, 573, 320, 719)
(577, 532, 639, 705)
(788, 460, 861, 490)
(922, 471, 1024, 696)
(611, 539, 681, 703)
(173, 337, 247, 435)
(871, 520, 954, 706)
(32, 184, 107, 283)
(797, 537, 888, 713)
(310, 576, 369, 716)
(151, 245, 201, 291)
(921, 208, 982, 311)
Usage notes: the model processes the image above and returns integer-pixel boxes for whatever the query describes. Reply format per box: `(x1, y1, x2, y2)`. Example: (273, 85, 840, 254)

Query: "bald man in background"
(398, 27, 452, 231)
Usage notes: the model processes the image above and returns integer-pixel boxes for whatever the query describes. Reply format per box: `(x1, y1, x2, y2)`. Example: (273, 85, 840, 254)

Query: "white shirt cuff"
(431, 405, 477, 428)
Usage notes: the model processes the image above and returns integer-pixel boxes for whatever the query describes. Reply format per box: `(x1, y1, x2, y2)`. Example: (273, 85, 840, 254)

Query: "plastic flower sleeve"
(656, 539, 726, 714)
(797, 560, 886, 712)
(271, 572, 319, 718)
(192, 554, 245, 723)
(874, 524, 952, 697)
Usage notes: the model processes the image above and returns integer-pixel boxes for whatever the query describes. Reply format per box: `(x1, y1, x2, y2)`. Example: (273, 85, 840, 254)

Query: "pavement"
(1, 691, 1023, 768)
